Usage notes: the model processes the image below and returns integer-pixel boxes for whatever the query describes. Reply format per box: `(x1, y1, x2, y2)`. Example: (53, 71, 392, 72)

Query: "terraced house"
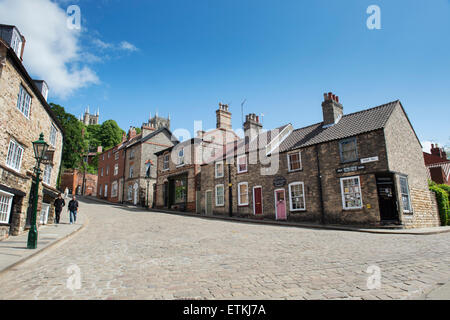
(0, 24, 64, 240)
(200, 92, 441, 228)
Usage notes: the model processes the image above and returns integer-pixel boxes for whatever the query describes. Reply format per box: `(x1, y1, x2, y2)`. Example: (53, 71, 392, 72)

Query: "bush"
(438, 184, 450, 195)
(429, 185, 450, 226)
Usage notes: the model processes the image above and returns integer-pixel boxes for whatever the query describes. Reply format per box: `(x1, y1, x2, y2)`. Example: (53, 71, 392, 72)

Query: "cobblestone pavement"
(0, 199, 449, 300)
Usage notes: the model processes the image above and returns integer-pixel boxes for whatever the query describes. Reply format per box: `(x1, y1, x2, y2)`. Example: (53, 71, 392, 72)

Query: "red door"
(275, 189, 287, 220)
(253, 187, 263, 215)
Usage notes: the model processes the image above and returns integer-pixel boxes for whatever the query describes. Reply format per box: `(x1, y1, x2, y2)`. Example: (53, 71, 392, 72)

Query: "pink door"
(275, 189, 286, 220)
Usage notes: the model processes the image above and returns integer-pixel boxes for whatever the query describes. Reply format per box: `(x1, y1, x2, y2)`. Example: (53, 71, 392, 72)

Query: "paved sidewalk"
(0, 209, 86, 275)
(423, 281, 450, 299)
(88, 196, 450, 235)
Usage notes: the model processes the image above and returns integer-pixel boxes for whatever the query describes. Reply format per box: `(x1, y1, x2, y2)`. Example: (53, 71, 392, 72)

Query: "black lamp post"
(145, 163, 151, 208)
(27, 133, 49, 249)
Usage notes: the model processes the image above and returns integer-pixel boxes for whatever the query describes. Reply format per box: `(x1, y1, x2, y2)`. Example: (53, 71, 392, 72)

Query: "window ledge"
(342, 207, 363, 211)
(0, 223, 11, 227)
(290, 209, 306, 212)
(288, 169, 303, 173)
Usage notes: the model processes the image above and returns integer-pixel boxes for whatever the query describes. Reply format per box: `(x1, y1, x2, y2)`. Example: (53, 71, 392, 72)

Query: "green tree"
(99, 120, 124, 149)
(49, 103, 86, 169)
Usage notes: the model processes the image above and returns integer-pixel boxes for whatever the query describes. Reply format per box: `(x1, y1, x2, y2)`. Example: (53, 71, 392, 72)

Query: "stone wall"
(0, 46, 64, 238)
(384, 104, 441, 227)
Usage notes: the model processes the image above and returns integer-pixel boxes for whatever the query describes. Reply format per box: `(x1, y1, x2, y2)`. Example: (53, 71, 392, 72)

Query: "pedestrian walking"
(53, 193, 65, 224)
(68, 196, 79, 225)
(64, 187, 69, 200)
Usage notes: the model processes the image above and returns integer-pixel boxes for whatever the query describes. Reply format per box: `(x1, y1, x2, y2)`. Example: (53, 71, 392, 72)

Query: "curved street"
(0, 198, 449, 300)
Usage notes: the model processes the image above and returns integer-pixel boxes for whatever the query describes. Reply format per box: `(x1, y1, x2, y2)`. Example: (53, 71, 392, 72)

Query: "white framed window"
(177, 148, 185, 166)
(43, 164, 52, 185)
(237, 155, 247, 173)
(114, 164, 119, 176)
(340, 176, 363, 209)
(238, 182, 249, 206)
(215, 161, 224, 178)
(102, 154, 105, 160)
(115, 152, 119, 160)
(101, 167, 103, 176)
(287, 152, 302, 172)
(215, 184, 225, 206)
(288, 182, 306, 211)
(129, 166, 134, 178)
(6, 139, 24, 172)
(0, 190, 14, 224)
(104, 184, 108, 197)
(163, 154, 169, 170)
(17, 85, 31, 118)
(106, 165, 109, 176)
(49, 123, 57, 147)
(399, 176, 412, 213)
(99, 184, 102, 196)
(111, 181, 118, 198)
(108, 152, 111, 158)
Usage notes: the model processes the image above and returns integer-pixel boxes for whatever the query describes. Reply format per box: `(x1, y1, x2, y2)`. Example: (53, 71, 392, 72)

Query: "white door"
(133, 183, 138, 205)
(40, 203, 50, 225)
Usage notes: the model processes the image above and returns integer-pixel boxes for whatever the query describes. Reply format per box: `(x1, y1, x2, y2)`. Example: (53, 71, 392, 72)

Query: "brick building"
(59, 168, 98, 196)
(155, 103, 239, 212)
(423, 144, 450, 185)
(97, 114, 176, 206)
(199, 93, 440, 228)
(0, 25, 64, 240)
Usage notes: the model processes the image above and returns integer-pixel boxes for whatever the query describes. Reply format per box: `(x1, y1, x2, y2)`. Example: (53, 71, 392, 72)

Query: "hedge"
(429, 185, 450, 226)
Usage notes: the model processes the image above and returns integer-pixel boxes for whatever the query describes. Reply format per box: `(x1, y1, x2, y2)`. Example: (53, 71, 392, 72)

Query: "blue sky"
(8, 0, 450, 148)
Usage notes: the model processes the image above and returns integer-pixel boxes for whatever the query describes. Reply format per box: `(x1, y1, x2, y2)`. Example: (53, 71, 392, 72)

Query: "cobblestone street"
(0, 198, 449, 300)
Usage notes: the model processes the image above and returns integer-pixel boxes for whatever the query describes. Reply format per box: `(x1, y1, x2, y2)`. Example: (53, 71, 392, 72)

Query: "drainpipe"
(315, 145, 325, 224)
(228, 163, 232, 217)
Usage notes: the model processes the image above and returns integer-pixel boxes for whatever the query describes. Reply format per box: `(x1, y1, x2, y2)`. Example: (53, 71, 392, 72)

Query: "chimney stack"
(128, 126, 137, 140)
(431, 143, 447, 160)
(243, 113, 263, 141)
(322, 91, 343, 126)
(216, 103, 232, 130)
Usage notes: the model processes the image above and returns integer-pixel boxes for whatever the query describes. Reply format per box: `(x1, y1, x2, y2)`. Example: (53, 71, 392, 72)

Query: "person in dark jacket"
(68, 196, 79, 224)
(53, 194, 65, 224)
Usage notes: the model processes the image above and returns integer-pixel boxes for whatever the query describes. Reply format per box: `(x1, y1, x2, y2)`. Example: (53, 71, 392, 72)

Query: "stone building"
(97, 114, 176, 207)
(155, 103, 239, 212)
(199, 92, 441, 229)
(0, 25, 64, 240)
(423, 144, 450, 185)
(80, 106, 99, 126)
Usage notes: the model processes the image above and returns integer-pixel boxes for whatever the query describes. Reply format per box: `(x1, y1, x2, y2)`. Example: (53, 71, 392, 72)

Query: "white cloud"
(0, 0, 99, 98)
(119, 41, 138, 52)
(422, 140, 447, 153)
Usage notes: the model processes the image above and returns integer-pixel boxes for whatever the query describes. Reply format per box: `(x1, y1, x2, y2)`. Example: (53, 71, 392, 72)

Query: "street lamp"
(145, 161, 152, 208)
(27, 133, 49, 249)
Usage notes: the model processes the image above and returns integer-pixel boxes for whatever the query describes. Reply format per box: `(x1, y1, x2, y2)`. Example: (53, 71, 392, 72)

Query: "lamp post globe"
(27, 133, 49, 249)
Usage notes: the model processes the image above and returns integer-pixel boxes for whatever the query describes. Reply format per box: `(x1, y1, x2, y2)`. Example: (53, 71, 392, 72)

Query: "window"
(6, 139, 24, 172)
(0, 190, 13, 224)
(340, 176, 363, 209)
(43, 164, 52, 185)
(108, 152, 111, 158)
(287, 152, 302, 172)
(106, 165, 109, 176)
(49, 124, 57, 147)
(237, 155, 247, 173)
(111, 181, 118, 198)
(177, 148, 185, 166)
(339, 137, 358, 163)
(215, 161, 224, 178)
(17, 85, 31, 118)
(101, 168, 103, 177)
(289, 182, 306, 211)
(129, 166, 134, 178)
(102, 154, 104, 160)
(99, 184, 102, 196)
(104, 184, 108, 197)
(114, 164, 118, 176)
(129, 149, 135, 159)
(163, 154, 169, 170)
(215, 184, 224, 206)
(238, 182, 249, 206)
(399, 176, 412, 213)
(115, 152, 119, 160)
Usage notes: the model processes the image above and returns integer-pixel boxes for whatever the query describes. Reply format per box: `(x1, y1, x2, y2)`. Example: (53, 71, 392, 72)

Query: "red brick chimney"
(128, 127, 137, 140)
(431, 143, 446, 160)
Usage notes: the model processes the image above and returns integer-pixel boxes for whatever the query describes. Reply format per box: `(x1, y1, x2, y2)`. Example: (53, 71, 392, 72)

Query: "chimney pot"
(336, 96, 339, 103)
(328, 92, 332, 100)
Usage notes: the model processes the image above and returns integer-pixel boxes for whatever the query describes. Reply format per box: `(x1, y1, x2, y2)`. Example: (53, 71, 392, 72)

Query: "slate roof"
(279, 100, 400, 152)
(118, 127, 177, 150)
